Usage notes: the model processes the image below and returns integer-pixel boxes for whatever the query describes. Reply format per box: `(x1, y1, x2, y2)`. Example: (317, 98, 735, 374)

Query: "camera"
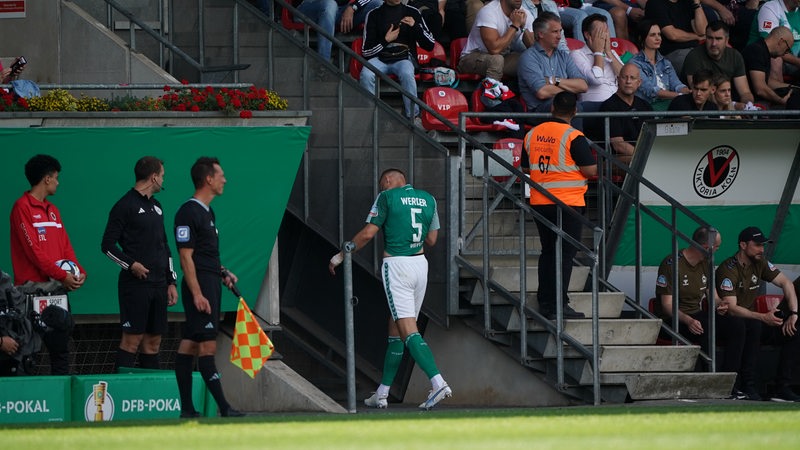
(10, 56, 26, 73)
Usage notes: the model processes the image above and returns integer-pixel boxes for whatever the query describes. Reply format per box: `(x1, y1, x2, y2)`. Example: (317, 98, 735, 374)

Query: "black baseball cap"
(738, 226, 772, 244)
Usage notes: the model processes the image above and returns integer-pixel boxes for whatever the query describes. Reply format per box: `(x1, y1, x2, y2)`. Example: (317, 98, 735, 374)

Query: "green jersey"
(366, 184, 440, 257)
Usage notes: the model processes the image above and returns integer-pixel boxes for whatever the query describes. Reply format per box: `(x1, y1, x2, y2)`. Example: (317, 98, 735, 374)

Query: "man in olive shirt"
(656, 227, 722, 341)
(715, 226, 800, 402)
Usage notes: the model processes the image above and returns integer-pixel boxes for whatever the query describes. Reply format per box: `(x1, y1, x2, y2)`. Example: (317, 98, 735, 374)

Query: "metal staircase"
(91, 0, 736, 404)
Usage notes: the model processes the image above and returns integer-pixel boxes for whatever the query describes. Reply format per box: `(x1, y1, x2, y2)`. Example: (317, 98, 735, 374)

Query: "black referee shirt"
(174, 198, 221, 274)
(101, 188, 174, 286)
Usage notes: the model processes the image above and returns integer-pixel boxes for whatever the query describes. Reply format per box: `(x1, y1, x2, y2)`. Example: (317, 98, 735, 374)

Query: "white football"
(55, 259, 81, 278)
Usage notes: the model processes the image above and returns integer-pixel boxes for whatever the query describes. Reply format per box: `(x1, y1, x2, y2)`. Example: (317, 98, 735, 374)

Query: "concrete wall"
(0, 0, 175, 96)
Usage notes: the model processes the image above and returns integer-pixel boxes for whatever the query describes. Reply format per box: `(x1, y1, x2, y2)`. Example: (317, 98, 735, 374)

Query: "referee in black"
(173, 157, 242, 418)
(101, 156, 178, 372)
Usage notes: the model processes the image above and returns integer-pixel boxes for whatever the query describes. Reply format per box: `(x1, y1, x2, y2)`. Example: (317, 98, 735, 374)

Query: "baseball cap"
(738, 226, 772, 244)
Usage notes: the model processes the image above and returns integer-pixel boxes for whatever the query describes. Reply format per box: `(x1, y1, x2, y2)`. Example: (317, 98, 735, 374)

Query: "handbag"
(379, 43, 411, 64)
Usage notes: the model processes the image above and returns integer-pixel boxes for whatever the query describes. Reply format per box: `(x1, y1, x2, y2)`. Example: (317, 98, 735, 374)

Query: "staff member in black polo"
(173, 157, 243, 418)
(101, 156, 178, 371)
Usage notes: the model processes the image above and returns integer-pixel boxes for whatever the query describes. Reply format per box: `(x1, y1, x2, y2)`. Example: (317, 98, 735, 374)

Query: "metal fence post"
(342, 240, 357, 413)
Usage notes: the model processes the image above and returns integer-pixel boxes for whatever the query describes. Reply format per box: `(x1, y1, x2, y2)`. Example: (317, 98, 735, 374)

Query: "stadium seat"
(755, 294, 784, 313)
(565, 38, 585, 51)
(492, 138, 523, 182)
(449, 38, 482, 81)
(648, 298, 673, 346)
(609, 37, 639, 56)
(280, 1, 305, 31)
(469, 88, 513, 132)
(421, 87, 499, 132)
(349, 38, 364, 80)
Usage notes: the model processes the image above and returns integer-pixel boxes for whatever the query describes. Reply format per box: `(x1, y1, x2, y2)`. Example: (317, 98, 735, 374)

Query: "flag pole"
(342, 241, 357, 414)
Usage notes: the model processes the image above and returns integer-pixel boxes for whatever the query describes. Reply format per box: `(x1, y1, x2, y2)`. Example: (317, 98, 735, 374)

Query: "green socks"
(380, 337, 405, 386)
(405, 332, 440, 379)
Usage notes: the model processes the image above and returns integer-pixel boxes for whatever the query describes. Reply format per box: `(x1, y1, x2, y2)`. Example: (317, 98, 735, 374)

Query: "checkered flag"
(229, 297, 274, 378)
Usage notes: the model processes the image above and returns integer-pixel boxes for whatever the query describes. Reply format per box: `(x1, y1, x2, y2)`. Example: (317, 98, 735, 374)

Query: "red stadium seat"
(492, 138, 523, 182)
(421, 87, 499, 132)
(755, 294, 784, 313)
(416, 41, 448, 81)
(565, 38, 585, 51)
(609, 37, 639, 56)
(281, 0, 305, 31)
(648, 298, 673, 346)
(349, 38, 364, 80)
(449, 38, 482, 81)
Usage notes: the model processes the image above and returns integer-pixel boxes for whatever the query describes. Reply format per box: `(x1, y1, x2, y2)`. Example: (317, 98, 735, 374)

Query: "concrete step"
(568, 291, 626, 319)
(461, 236, 543, 254)
(464, 210, 528, 237)
(598, 372, 737, 400)
(491, 265, 590, 293)
(564, 346, 701, 384)
(528, 319, 662, 357)
(489, 292, 625, 331)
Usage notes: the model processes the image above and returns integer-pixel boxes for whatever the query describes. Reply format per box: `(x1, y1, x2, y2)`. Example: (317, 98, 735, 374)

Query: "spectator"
(409, 0, 446, 40)
(570, 13, 623, 103)
(699, 0, 758, 51)
(442, 0, 470, 43)
(1, 56, 25, 84)
(749, 0, 800, 80)
(10, 155, 87, 376)
(744, 26, 799, 108)
(654, 227, 741, 374)
(591, 0, 645, 41)
(518, 12, 588, 111)
(457, 0, 536, 80)
(553, 0, 617, 43)
(644, 0, 708, 77)
(715, 226, 800, 402)
(667, 68, 718, 113)
(682, 21, 754, 103)
(631, 20, 690, 110)
(296, 0, 382, 61)
(360, 0, 436, 119)
(712, 74, 744, 117)
(521, 0, 586, 49)
(598, 63, 653, 163)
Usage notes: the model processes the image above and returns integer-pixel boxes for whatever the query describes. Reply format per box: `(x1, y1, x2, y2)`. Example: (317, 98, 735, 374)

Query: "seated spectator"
(631, 20, 690, 110)
(700, 0, 759, 51)
(360, 0, 436, 118)
(591, 0, 646, 41)
(518, 12, 589, 111)
(598, 63, 653, 163)
(744, 26, 800, 108)
(711, 74, 744, 117)
(409, 0, 446, 40)
(749, 0, 800, 81)
(645, 0, 707, 77)
(522, 0, 574, 50)
(667, 68, 719, 113)
(571, 13, 623, 104)
(296, 0, 382, 61)
(458, 0, 536, 80)
(682, 21, 754, 104)
(553, 0, 617, 43)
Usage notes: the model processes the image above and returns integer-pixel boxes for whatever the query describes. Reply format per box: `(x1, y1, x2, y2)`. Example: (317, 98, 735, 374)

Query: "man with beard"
(715, 226, 800, 402)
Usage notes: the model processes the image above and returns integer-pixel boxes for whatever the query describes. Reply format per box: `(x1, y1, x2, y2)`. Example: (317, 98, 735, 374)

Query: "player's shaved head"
(379, 168, 407, 190)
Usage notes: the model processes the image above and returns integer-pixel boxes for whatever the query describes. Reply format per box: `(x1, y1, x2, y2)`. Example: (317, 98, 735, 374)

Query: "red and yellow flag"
(230, 298, 274, 378)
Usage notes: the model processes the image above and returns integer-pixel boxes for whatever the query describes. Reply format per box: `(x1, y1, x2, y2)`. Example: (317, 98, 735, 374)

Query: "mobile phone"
(10, 56, 26, 73)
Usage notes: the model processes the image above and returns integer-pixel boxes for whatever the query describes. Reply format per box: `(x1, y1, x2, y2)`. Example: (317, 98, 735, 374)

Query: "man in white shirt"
(458, 0, 536, 80)
(570, 13, 623, 103)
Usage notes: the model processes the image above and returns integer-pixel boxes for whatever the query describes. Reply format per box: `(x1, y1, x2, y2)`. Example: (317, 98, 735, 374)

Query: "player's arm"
(660, 294, 703, 335)
(773, 272, 798, 336)
(179, 247, 211, 314)
(329, 223, 381, 275)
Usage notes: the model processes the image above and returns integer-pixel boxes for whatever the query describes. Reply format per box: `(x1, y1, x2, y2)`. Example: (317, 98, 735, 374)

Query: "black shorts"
(180, 271, 221, 342)
(118, 283, 169, 335)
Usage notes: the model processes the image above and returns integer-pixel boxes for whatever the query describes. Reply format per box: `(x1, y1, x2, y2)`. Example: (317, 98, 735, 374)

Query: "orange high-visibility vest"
(523, 121, 589, 207)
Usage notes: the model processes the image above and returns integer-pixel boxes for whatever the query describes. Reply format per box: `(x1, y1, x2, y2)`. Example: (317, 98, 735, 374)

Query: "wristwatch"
(790, 311, 798, 316)
(510, 24, 520, 32)
(349, 1, 359, 11)
(554, 77, 561, 87)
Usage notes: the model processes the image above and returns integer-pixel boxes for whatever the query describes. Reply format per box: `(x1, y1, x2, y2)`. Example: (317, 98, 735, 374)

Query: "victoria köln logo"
(84, 381, 115, 422)
(693, 145, 739, 199)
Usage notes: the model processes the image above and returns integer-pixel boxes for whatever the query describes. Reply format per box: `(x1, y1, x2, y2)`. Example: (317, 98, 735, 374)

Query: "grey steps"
(564, 345, 701, 383)
(598, 372, 737, 400)
(528, 319, 662, 357)
(489, 292, 625, 331)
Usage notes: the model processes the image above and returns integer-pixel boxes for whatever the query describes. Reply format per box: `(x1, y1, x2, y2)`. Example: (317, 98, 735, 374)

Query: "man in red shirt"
(10, 154, 86, 375)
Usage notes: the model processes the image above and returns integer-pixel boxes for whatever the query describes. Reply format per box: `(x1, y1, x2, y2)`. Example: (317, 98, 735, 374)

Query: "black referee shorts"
(180, 271, 221, 342)
(118, 283, 169, 335)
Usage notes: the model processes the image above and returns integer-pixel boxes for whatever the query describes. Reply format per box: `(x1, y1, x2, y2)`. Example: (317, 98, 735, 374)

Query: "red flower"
(181, 79, 189, 85)
(239, 110, 253, 119)
(232, 98, 242, 108)
(175, 104, 186, 111)
(163, 86, 171, 92)
(205, 86, 214, 93)
(190, 105, 200, 112)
